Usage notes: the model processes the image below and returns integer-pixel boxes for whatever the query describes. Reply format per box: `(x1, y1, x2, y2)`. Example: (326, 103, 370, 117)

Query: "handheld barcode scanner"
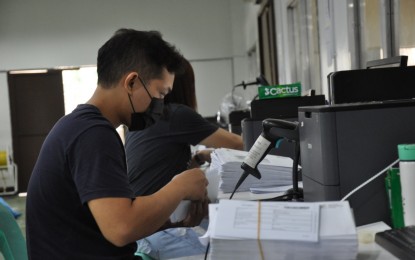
(230, 118, 302, 200)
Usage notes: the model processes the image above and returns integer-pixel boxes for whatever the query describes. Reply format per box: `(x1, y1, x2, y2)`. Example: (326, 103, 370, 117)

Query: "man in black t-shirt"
(26, 29, 209, 260)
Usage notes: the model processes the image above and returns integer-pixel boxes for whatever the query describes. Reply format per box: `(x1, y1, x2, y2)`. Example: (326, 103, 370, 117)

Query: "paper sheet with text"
(212, 199, 320, 242)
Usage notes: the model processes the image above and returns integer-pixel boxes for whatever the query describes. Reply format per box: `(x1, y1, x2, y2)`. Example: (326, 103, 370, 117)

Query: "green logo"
(258, 82, 302, 99)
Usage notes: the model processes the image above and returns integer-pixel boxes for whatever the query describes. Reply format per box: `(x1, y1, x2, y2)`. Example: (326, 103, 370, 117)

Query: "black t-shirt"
(26, 104, 136, 260)
(125, 104, 218, 196)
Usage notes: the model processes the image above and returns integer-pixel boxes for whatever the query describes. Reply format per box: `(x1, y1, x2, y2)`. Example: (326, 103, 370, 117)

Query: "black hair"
(97, 28, 184, 87)
(164, 58, 197, 110)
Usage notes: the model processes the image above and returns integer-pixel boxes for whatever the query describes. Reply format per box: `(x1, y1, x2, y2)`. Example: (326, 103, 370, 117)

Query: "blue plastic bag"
(0, 197, 21, 219)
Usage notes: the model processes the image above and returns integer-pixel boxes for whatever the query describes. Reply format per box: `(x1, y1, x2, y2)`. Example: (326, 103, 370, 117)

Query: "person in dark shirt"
(26, 29, 208, 260)
(125, 58, 243, 259)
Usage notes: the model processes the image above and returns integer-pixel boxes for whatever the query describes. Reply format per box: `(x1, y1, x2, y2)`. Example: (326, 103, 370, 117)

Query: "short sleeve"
(68, 126, 134, 204)
(169, 105, 218, 146)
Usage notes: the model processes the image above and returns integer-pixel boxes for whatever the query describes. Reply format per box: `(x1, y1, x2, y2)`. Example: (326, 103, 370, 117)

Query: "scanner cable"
(341, 159, 399, 201)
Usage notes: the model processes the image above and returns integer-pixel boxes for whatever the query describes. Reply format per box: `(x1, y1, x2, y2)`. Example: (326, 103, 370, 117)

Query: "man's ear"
(124, 72, 138, 94)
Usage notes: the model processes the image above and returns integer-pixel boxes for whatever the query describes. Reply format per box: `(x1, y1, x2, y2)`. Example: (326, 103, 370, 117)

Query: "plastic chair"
(0, 202, 28, 260)
(135, 252, 155, 260)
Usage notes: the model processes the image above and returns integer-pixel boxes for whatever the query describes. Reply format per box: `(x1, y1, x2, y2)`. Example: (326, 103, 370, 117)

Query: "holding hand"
(171, 168, 208, 201)
(188, 149, 213, 169)
(181, 199, 209, 227)
(162, 199, 209, 229)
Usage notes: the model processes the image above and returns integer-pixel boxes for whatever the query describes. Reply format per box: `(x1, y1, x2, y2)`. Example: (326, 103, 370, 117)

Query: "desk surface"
(357, 222, 396, 259)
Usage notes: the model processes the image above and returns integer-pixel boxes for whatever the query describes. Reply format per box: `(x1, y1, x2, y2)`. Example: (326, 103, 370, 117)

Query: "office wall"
(0, 0, 237, 69)
(0, 0, 260, 150)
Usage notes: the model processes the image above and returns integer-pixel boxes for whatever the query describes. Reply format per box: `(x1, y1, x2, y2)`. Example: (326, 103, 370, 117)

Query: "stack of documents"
(249, 182, 303, 194)
(210, 148, 293, 193)
(201, 200, 358, 260)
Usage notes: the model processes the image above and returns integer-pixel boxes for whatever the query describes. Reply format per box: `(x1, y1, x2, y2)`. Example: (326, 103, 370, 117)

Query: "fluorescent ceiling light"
(9, 69, 48, 74)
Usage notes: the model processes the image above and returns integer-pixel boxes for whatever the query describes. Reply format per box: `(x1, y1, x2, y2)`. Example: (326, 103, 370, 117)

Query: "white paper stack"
(210, 148, 294, 193)
(249, 182, 303, 194)
(203, 200, 358, 260)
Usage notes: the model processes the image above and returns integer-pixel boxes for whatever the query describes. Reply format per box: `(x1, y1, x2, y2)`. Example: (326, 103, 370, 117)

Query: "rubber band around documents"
(257, 201, 265, 260)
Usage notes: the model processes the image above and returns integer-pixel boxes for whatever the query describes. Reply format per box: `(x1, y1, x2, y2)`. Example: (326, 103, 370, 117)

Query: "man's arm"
(88, 168, 208, 247)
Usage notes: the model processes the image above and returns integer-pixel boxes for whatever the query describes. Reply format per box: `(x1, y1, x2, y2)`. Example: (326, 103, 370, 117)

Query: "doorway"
(8, 70, 65, 193)
(8, 67, 125, 193)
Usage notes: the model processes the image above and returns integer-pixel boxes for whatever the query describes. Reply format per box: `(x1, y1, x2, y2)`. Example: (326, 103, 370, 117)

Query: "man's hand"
(181, 199, 209, 227)
(171, 168, 208, 201)
(188, 149, 213, 169)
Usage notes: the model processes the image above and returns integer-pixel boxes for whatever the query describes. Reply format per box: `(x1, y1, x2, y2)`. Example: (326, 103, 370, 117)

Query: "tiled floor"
(1, 195, 205, 260)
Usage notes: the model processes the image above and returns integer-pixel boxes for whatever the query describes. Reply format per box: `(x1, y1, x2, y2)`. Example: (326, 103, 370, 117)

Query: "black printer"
(299, 100, 415, 226)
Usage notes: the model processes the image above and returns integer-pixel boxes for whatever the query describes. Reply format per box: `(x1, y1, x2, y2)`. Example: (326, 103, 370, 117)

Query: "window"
(357, 0, 415, 67)
(62, 67, 126, 143)
(396, 0, 415, 65)
(258, 0, 278, 85)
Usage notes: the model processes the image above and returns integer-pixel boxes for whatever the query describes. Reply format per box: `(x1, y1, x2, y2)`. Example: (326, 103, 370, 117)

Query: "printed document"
(212, 199, 320, 242)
